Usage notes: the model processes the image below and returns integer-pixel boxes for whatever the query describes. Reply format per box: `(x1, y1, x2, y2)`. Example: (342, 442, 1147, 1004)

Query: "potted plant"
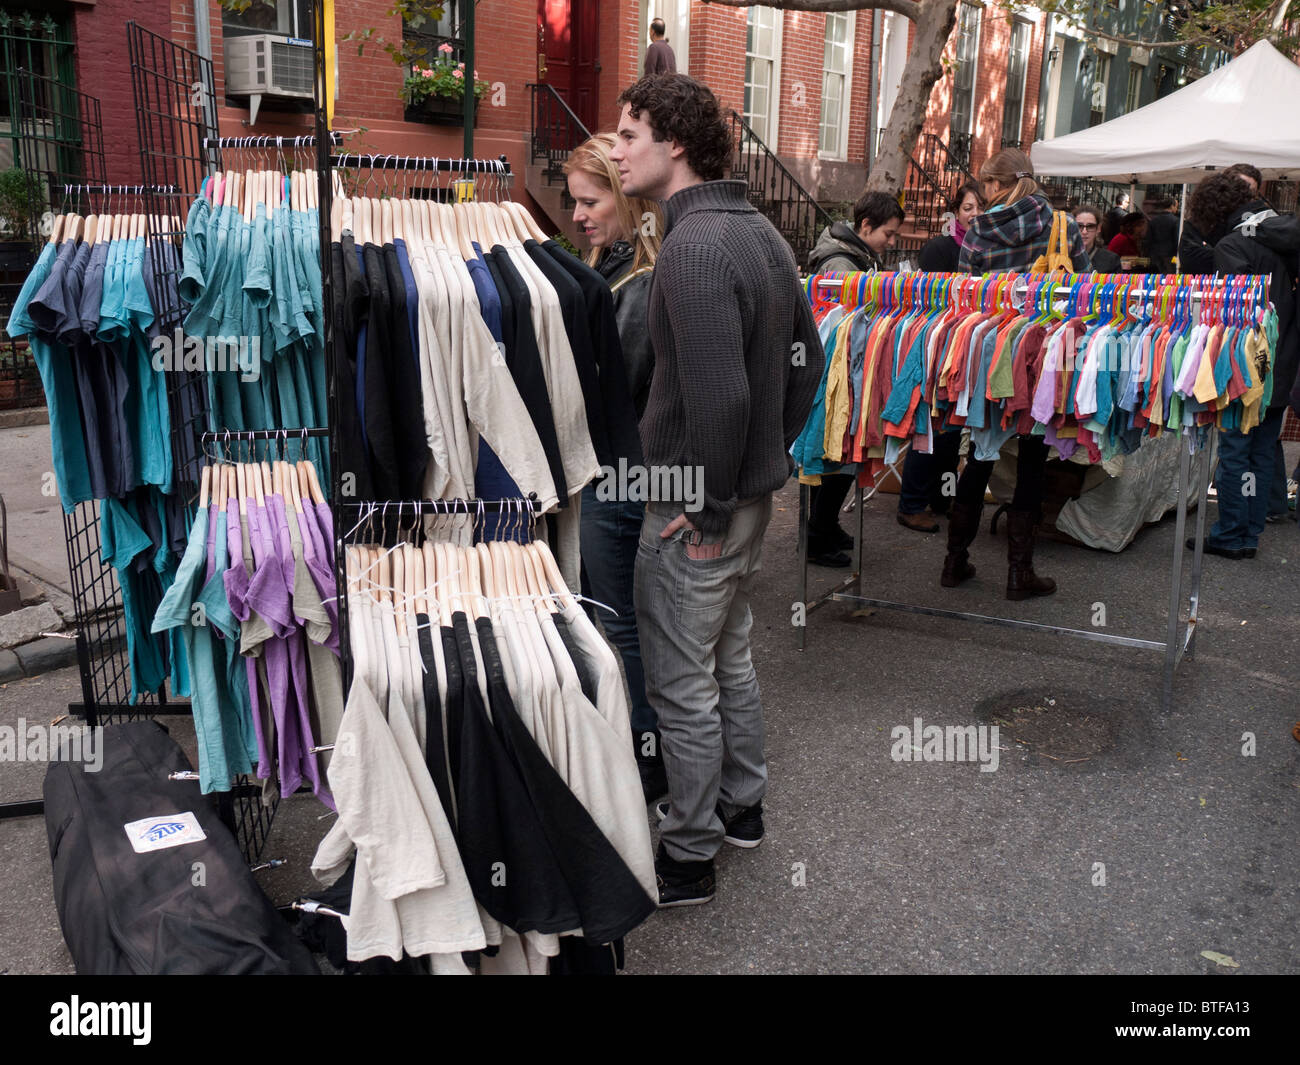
(403, 42, 488, 125)
(0, 168, 43, 271)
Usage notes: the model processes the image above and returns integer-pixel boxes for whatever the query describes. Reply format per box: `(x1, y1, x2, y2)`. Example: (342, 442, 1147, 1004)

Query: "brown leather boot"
(940, 501, 982, 587)
(1006, 508, 1057, 600)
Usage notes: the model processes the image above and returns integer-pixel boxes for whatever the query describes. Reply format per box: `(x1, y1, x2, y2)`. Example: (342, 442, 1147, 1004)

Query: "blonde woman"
(564, 134, 667, 803)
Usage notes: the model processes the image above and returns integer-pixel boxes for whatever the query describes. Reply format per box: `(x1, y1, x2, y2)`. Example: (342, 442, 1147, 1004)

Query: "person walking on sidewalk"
(943, 149, 1090, 600)
(564, 133, 668, 803)
(611, 73, 824, 907)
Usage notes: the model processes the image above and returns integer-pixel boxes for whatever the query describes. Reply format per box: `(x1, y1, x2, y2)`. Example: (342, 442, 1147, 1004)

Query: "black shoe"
(808, 546, 852, 568)
(655, 800, 763, 848)
(719, 801, 764, 849)
(829, 524, 854, 552)
(638, 758, 669, 805)
(1186, 536, 1256, 559)
(654, 842, 715, 908)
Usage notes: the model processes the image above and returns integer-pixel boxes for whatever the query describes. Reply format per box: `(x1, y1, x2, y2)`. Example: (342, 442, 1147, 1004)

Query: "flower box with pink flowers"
(404, 42, 489, 124)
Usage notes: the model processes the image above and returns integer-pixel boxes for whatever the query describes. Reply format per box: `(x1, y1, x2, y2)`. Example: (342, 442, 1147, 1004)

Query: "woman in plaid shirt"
(942, 149, 1091, 600)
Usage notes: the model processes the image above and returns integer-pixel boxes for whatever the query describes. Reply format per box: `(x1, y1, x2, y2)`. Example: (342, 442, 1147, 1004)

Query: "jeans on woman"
(579, 483, 656, 740)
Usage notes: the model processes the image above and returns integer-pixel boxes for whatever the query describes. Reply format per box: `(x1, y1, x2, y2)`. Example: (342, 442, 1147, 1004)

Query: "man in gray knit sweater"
(612, 74, 824, 906)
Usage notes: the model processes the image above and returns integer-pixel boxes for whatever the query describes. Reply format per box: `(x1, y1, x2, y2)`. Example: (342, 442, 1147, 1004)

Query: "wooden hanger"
(423, 542, 444, 626)
(528, 540, 573, 612)
(392, 546, 406, 636)
(504, 200, 549, 243)
(412, 544, 427, 619)
(380, 198, 394, 245)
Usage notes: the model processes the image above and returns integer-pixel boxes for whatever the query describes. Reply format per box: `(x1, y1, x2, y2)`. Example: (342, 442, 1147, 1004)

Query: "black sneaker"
(654, 843, 715, 908)
(655, 800, 764, 848)
(719, 801, 764, 849)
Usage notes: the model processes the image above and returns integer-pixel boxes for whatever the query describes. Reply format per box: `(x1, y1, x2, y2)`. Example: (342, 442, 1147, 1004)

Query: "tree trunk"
(865, 0, 960, 196)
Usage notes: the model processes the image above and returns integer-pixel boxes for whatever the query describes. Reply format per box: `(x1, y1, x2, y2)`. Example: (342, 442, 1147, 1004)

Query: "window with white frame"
(949, 2, 980, 162)
(819, 12, 852, 157)
(1124, 63, 1141, 114)
(1089, 53, 1111, 126)
(1001, 20, 1030, 147)
(222, 0, 315, 39)
(744, 6, 781, 143)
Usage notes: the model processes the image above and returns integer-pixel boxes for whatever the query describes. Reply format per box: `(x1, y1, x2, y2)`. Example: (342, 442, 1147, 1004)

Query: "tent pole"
(1177, 182, 1187, 269)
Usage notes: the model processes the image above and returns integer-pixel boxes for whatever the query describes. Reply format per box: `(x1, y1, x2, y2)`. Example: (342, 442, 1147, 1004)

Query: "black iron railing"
(728, 109, 833, 268)
(528, 83, 591, 208)
(947, 131, 974, 172)
(1039, 175, 1131, 211)
(905, 133, 978, 238)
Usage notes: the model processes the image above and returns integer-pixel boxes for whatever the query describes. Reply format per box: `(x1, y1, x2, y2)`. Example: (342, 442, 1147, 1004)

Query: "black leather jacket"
(596, 241, 655, 419)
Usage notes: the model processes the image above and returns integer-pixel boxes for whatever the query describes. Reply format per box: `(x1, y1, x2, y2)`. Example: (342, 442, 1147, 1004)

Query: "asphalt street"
(2, 436, 1297, 974)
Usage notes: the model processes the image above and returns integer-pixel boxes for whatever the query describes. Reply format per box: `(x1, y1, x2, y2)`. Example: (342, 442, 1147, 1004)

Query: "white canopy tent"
(1030, 39, 1300, 185)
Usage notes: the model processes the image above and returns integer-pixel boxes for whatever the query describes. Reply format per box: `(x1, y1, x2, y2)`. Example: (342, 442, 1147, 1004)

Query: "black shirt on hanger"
(333, 236, 373, 501)
(381, 243, 429, 498)
(539, 239, 644, 468)
(415, 615, 456, 834)
(485, 248, 569, 502)
(473, 615, 655, 945)
(446, 614, 582, 935)
(360, 242, 400, 500)
(522, 240, 613, 470)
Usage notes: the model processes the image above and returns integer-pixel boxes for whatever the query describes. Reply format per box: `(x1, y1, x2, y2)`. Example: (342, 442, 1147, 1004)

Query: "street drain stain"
(974, 688, 1121, 768)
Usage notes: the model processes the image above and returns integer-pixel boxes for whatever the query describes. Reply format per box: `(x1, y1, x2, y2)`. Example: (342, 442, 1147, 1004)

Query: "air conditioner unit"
(224, 34, 314, 125)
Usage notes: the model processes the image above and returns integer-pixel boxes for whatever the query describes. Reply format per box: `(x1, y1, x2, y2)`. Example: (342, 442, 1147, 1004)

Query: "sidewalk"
(0, 418, 82, 681)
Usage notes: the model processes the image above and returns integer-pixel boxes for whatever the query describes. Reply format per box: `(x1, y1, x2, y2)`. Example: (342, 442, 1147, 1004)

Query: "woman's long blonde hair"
(979, 148, 1041, 209)
(563, 132, 663, 273)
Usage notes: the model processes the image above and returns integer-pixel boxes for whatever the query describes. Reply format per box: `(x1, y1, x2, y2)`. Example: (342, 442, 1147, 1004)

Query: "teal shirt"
(6, 244, 94, 510)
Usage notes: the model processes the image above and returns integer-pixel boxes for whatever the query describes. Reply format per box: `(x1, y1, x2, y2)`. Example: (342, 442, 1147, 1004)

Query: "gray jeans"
(634, 496, 773, 862)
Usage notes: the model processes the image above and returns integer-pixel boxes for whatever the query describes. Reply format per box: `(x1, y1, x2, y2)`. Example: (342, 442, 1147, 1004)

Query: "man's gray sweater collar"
(663, 179, 755, 233)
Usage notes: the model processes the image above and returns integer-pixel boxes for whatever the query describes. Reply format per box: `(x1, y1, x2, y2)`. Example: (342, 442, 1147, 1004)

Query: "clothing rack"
(60, 183, 181, 197)
(328, 153, 511, 175)
(798, 270, 1245, 713)
(202, 133, 342, 149)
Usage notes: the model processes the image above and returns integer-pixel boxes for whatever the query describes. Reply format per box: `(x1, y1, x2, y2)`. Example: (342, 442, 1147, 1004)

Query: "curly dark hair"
(1189, 172, 1257, 242)
(616, 74, 733, 182)
(1223, 162, 1263, 191)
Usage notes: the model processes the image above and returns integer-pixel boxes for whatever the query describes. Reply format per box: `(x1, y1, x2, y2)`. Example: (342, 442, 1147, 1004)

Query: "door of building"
(537, 0, 599, 132)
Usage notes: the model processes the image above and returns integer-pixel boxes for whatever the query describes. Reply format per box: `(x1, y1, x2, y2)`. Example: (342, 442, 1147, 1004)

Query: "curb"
(0, 406, 49, 429)
(0, 635, 79, 683)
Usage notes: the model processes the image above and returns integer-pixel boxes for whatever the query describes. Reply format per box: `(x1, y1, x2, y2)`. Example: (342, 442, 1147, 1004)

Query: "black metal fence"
(527, 82, 591, 210)
(728, 109, 833, 268)
(905, 132, 977, 238)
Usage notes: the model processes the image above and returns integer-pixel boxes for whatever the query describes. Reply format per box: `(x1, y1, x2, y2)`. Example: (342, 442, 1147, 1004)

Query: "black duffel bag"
(43, 719, 318, 974)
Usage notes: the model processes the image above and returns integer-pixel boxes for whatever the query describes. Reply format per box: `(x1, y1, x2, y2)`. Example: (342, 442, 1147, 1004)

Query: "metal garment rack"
(797, 272, 1242, 713)
(334, 497, 539, 696)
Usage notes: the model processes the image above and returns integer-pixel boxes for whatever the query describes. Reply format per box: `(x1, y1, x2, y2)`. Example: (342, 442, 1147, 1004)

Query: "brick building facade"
(50, 1, 1054, 207)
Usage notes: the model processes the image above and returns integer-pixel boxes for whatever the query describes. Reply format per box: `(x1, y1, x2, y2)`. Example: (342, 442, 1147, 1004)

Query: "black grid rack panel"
(10, 68, 179, 722)
(128, 19, 220, 511)
(126, 21, 280, 865)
